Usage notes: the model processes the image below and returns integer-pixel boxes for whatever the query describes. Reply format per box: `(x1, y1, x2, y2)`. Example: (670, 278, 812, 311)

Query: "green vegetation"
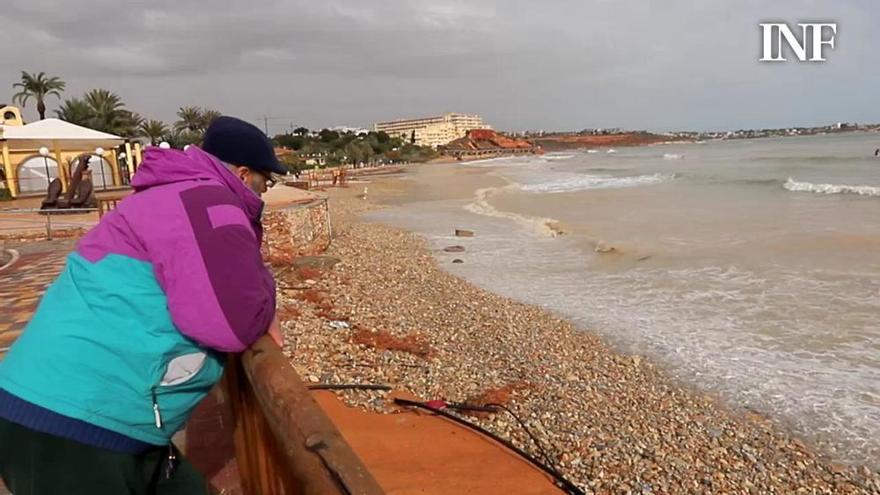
(9, 71, 438, 170)
(12, 71, 65, 120)
(52, 88, 220, 146)
(273, 129, 439, 172)
(165, 106, 222, 148)
(11, 71, 223, 144)
(138, 120, 170, 145)
(55, 89, 142, 136)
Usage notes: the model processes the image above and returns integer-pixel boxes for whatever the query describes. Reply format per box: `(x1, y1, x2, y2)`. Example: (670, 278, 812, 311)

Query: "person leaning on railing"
(0, 116, 285, 494)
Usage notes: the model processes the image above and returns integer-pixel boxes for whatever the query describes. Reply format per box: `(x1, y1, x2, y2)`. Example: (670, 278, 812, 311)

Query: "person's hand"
(268, 315, 284, 348)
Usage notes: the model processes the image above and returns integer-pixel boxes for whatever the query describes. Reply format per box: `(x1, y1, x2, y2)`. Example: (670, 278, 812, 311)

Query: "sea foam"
(464, 184, 563, 237)
(521, 173, 675, 194)
(783, 178, 880, 197)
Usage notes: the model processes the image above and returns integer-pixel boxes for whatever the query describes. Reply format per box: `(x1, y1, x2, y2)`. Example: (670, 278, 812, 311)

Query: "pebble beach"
(276, 178, 880, 494)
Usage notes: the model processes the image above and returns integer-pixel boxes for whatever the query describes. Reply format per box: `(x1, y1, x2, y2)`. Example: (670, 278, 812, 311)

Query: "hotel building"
(372, 113, 489, 148)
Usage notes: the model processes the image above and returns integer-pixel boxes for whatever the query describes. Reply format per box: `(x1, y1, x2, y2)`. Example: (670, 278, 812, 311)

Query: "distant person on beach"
(875, 148, 879, 157)
(0, 116, 286, 494)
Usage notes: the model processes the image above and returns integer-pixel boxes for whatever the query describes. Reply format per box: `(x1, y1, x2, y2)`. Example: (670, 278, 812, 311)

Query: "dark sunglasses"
(256, 170, 276, 188)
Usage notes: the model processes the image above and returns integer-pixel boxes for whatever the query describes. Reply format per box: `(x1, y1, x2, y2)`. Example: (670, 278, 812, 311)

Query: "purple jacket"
(91, 145, 277, 352)
(0, 146, 276, 447)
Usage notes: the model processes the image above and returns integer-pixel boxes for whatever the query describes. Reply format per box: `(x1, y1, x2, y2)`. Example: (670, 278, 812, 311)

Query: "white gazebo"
(0, 117, 129, 197)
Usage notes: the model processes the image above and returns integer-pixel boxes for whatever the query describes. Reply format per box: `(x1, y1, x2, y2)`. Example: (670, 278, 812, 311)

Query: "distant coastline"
(530, 132, 682, 151)
(520, 123, 880, 151)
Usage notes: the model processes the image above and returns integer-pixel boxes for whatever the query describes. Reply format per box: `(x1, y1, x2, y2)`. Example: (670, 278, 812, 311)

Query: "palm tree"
(82, 89, 141, 136)
(166, 129, 203, 149)
(200, 109, 222, 131)
(138, 119, 169, 144)
(175, 106, 204, 133)
(12, 71, 66, 120)
(55, 97, 92, 126)
(113, 110, 143, 138)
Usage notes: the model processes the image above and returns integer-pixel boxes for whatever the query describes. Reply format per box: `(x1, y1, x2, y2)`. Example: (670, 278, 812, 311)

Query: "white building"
(373, 113, 489, 148)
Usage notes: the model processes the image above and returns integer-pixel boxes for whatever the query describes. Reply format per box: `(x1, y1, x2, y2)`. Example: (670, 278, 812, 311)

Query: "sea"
(367, 132, 880, 468)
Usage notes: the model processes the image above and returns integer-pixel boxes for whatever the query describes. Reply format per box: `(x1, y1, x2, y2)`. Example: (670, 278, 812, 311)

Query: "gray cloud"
(2, 0, 877, 132)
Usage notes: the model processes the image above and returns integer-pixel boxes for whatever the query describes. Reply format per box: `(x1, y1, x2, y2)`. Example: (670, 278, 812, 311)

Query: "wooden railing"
(224, 336, 385, 495)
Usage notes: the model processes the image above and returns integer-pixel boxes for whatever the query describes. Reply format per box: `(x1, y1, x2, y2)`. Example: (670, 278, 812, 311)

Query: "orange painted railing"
(224, 336, 385, 495)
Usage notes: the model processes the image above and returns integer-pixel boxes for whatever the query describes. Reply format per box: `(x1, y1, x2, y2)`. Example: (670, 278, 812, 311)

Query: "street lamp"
(118, 152, 128, 184)
(95, 147, 106, 190)
(183, 145, 191, 151)
(159, 142, 170, 149)
(39, 146, 51, 189)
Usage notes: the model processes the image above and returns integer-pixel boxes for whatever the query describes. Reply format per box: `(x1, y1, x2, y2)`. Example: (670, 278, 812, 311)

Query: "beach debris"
(455, 229, 475, 237)
(594, 241, 616, 253)
(444, 245, 466, 253)
(637, 255, 652, 262)
(461, 381, 531, 418)
(328, 320, 351, 330)
(293, 255, 341, 271)
(350, 327, 434, 359)
(546, 222, 565, 236)
(452, 259, 464, 264)
(296, 265, 323, 281)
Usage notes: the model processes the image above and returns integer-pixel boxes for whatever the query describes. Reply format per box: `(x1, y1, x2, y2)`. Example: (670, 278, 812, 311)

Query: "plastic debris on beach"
(328, 320, 351, 330)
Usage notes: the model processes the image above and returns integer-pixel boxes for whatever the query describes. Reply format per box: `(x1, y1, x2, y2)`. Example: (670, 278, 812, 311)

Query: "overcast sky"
(2, 1, 877, 133)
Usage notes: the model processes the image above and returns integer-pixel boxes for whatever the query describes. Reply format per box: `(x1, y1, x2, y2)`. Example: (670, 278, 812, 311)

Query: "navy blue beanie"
(202, 116, 286, 174)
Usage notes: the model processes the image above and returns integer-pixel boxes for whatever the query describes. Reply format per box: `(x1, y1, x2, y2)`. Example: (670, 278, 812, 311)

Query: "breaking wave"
(458, 156, 524, 166)
(521, 173, 676, 194)
(783, 178, 880, 197)
(464, 184, 563, 237)
(542, 154, 576, 161)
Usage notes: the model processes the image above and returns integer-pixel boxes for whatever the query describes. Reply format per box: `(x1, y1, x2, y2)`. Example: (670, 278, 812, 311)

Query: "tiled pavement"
(0, 243, 69, 494)
(0, 245, 69, 356)
(0, 242, 242, 494)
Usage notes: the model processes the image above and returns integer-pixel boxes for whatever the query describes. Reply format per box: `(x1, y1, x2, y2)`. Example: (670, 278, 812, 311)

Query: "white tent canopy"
(0, 118, 124, 149)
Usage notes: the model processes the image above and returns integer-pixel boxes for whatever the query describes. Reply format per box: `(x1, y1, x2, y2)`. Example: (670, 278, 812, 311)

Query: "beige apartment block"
(373, 113, 489, 148)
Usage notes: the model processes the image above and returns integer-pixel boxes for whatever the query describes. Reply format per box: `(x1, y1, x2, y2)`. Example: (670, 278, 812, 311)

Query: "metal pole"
(43, 156, 50, 188)
(46, 211, 53, 241)
(99, 156, 107, 190)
